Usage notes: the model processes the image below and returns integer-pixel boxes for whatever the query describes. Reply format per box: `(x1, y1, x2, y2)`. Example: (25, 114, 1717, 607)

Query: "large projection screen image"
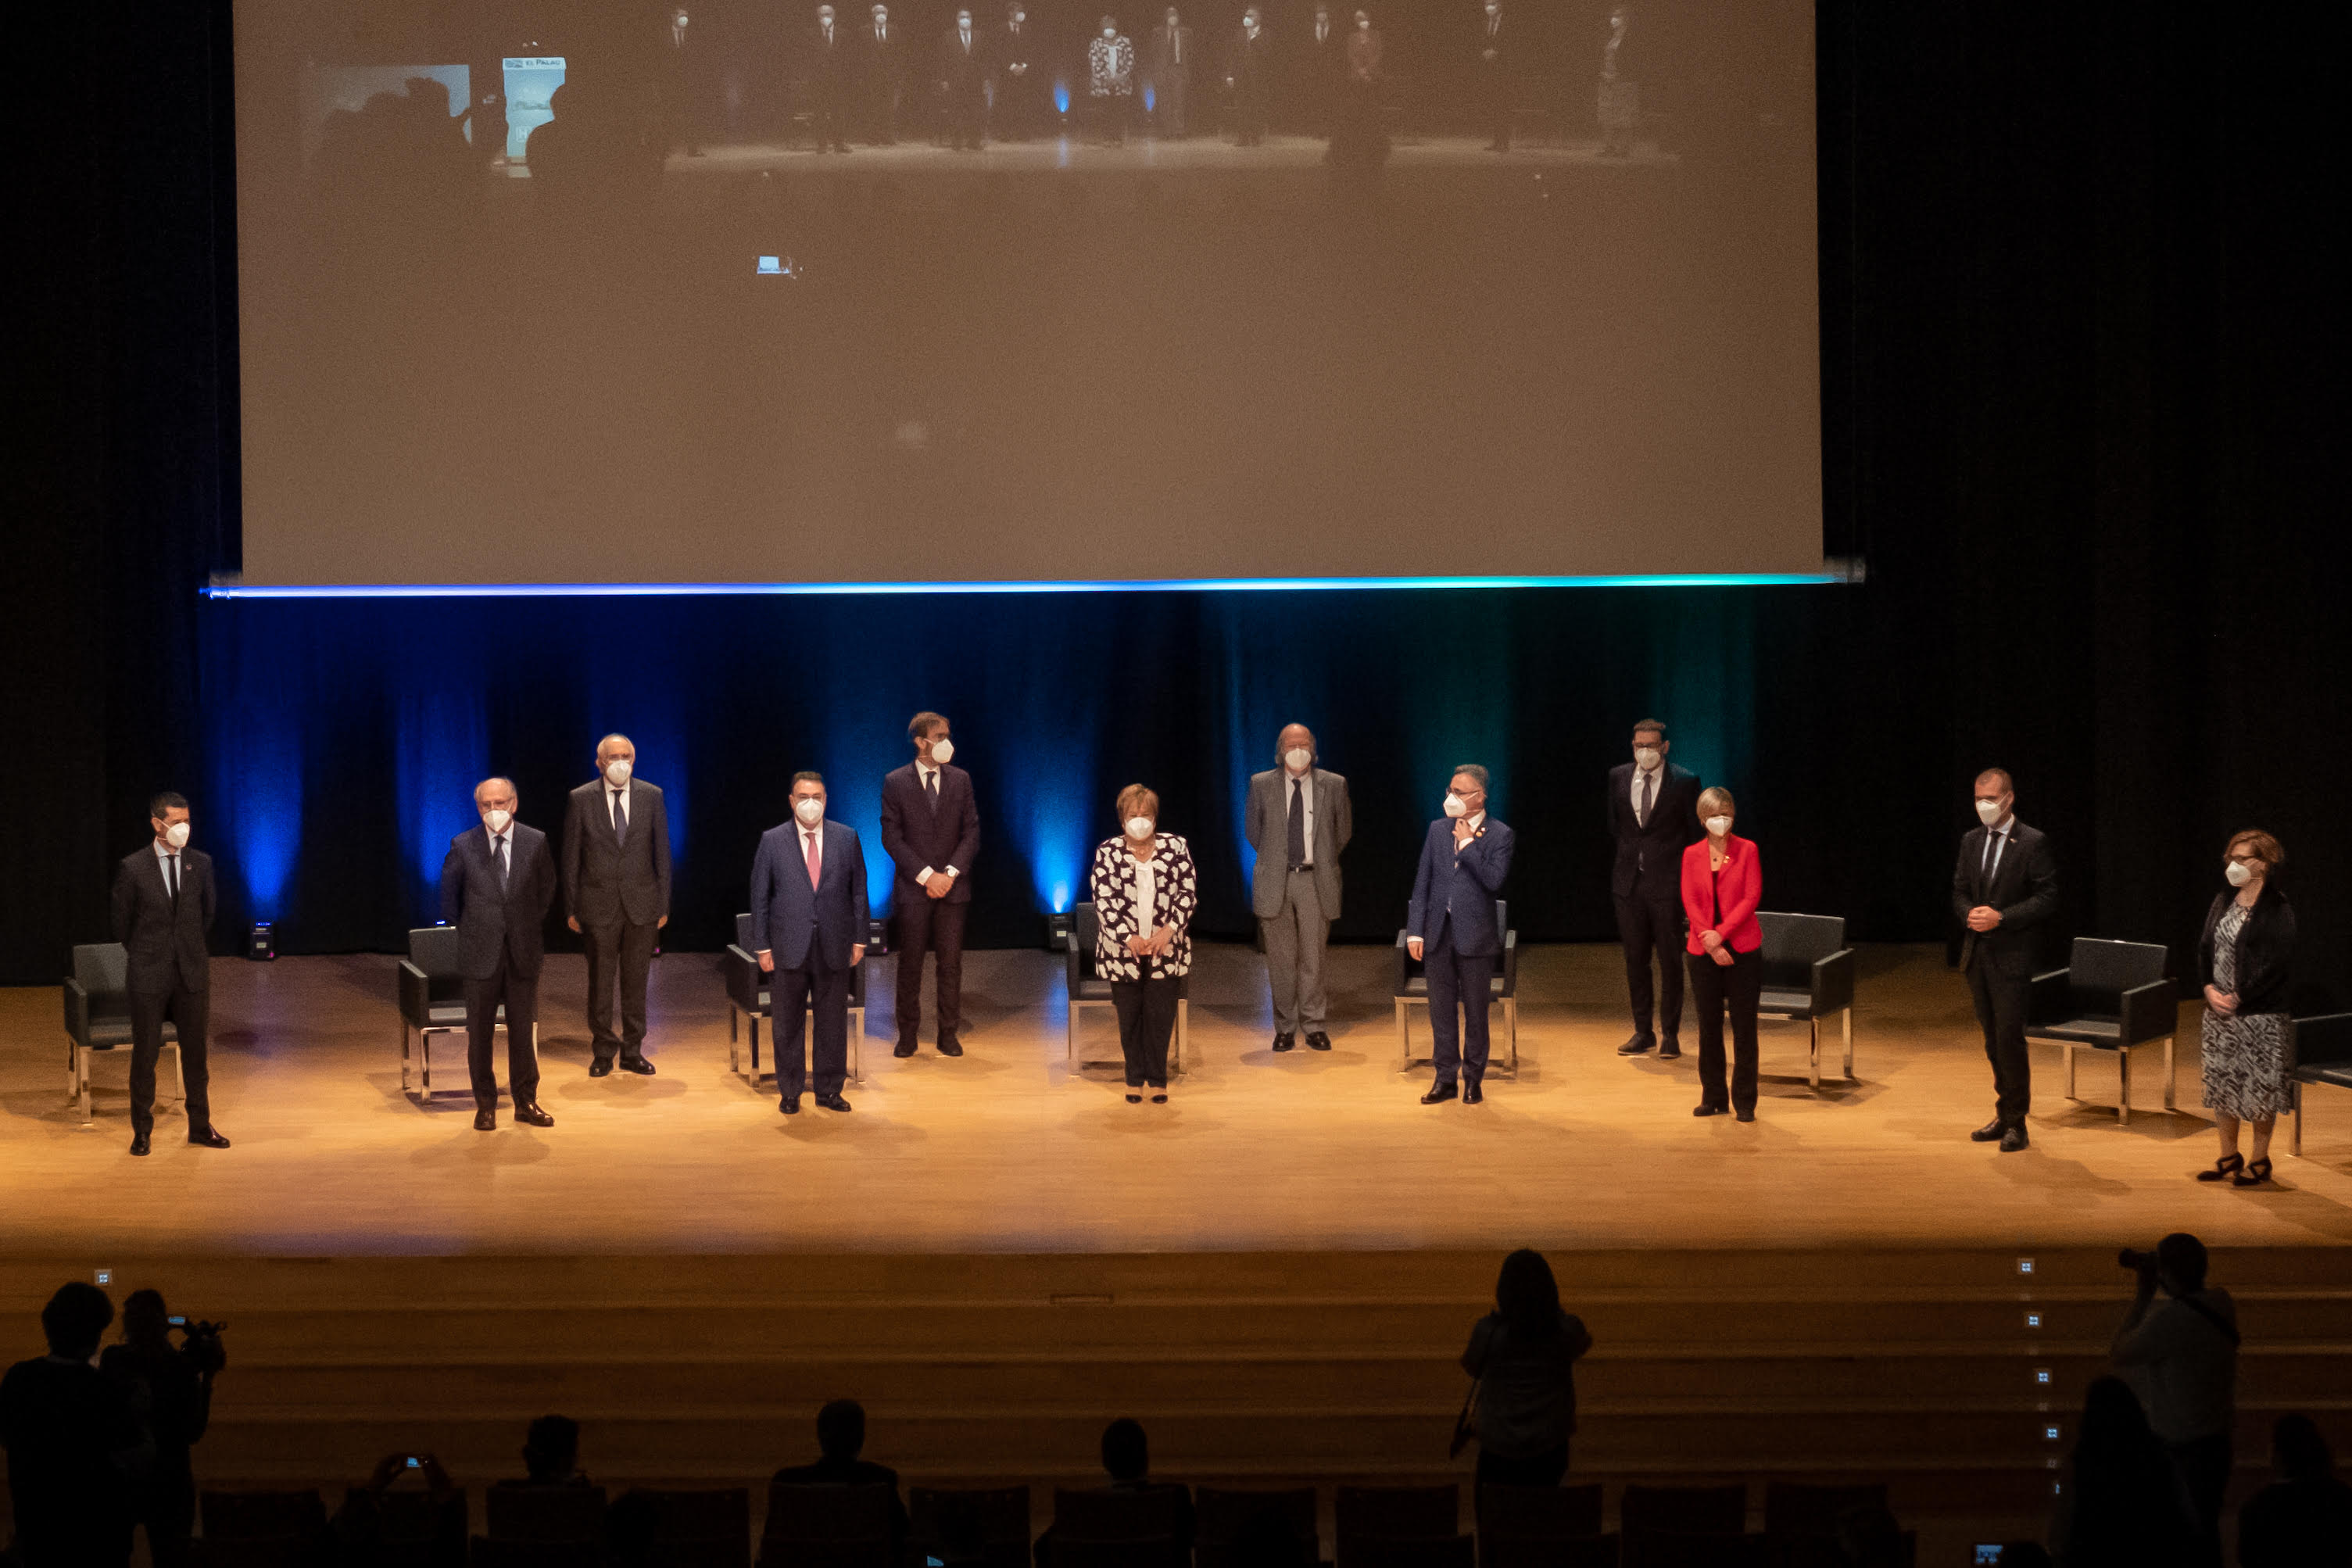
(233, 0, 1820, 587)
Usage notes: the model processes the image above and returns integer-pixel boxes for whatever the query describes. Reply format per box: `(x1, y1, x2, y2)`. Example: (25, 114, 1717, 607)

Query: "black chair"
(759, 1483, 900, 1568)
(1479, 1484, 1605, 1542)
(2026, 937, 2178, 1124)
(612, 1486, 750, 1568)
(1621, 1534, 1756, 1568)
(1753, 913, 1858, 1088)
(1049, 1485, 1189, 1543)
(725, 911, 882, 1087)
(1394, 900, 1520, 1075)
(467, 1541, 603, 1567)
(64, 940, 182, 1122)
(1346, 1538, 1476, 1568)
(1051, 1541, 1187, 1568)
(202, 1488, 331, 1544)
(486, 1484, 610, 1545)
(400, 925, 535, 1100)
(2287, 1013, 2352, 1156)
(1337, 1484, 1459, 1568)
(911, 1484, 1031, 1568)
(1063, 901, 1190, 1075)
(1197, 1485, 1319, 1566)
(1760, 1483, 1885, 1541)
(192, 1541, 326, 1568)
(1484, 1536, 1622, 1568)
(363, 1485, 470, 1568)
(1618, 1487, 1744, 1539)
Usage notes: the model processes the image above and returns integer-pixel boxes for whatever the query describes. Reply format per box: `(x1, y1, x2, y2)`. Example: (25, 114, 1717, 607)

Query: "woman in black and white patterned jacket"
(1089, 782, 1197, 1102)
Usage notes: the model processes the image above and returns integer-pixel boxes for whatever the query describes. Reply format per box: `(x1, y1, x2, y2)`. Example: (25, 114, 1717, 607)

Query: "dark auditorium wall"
(7, 0, 2347, 1011)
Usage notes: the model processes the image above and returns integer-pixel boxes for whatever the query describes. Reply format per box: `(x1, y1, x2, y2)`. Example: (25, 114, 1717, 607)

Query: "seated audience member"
(512, 1414, 593, 1488)
(2238, 1414, 2352, 1568)
(1034, 1417, 1195, 1565)
(771, 1398, 911, 1548)
(2046, 1376, 2193, 1568)
(330, 1451, 460, 1563)
(0, 1282, 145, 1568)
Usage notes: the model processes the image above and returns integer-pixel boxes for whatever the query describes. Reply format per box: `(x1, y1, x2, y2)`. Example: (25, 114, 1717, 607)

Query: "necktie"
(926, 769, 940, 804)
(1287, 778, 1306, 868)
(612, 789, 628, 846)
(805, 829, 822, 890)
(495, 835, 509, 886)
(1173, 30, 1180, 63)
(1638, 770, 1653, 827)
(166, 853, 180, 904)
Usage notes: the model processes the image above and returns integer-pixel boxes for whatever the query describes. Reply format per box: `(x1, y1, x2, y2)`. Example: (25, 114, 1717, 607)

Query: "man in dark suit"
(879, 712, 979, 1059)
(1610, 718, 1702, 1059)
(751, 772, 870, 1113)
(109, 792, 230, 1156)
(1954, 768, 2060, 1151)
(1293, 2, 1342, 134)
(939, 7, 990, 149)
(662, 6, 705, 156)
(1406, 765, 1515, 1106)
(1245, 723, 1351, 1053)
(1477, 0, 1513, 151)
(993, 2, 1039, 140)
(440, 777, 559, 1131)
(770, 1400, 910, 1552)
(563, 734, 671, 1079)
(1224, 7, 1272, 145)
(808, 4, 854, 151)
(863, 2, 904, 144)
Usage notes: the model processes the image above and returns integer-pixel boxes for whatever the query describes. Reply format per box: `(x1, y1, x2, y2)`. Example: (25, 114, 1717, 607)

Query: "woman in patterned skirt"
(2195, 829, 2296, 1187)
(1089, 783, 1197, 1104)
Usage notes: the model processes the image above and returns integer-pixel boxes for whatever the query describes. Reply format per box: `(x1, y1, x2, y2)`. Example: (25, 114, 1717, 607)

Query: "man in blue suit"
(1405, 764, 1514, 1105)
(750, 771, 870, 1113)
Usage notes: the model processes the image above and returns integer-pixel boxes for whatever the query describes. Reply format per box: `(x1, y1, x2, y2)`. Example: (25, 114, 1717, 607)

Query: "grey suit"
(1245, 767, 1351, 1033)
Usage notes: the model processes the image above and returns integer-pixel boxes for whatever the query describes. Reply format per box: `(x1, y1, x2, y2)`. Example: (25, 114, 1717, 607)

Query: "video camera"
(168, 1315, 229, 1375)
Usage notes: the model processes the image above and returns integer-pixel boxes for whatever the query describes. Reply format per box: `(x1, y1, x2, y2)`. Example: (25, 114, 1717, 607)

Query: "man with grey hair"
(1244, 723, 1351, 1054)
(442, 777, 558, 1130)
(564, 735, 672, 1079)
(1405, 764, 1514, 1104)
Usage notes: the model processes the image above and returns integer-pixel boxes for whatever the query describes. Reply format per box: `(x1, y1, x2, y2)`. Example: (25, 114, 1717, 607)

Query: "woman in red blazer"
(1681, 786, 1763, 1120)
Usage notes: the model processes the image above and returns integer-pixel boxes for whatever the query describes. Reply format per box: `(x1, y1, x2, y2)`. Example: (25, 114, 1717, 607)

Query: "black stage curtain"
(7, 0, 2347, 1015)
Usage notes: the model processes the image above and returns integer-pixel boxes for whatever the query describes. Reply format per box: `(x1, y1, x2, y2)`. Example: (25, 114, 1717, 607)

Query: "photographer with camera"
(2112, 1233, 2238, 1565)
(0, 1282, 146, 1568)
(98, 1290, 223, 1568)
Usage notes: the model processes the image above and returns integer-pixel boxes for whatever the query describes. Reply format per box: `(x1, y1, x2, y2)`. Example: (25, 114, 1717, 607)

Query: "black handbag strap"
(2174, 1292, 2241, 1349)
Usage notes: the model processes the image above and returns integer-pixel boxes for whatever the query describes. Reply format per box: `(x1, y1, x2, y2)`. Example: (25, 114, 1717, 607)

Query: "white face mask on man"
(1124, 815, 1155, 841)
(163, 821, 192, 849)
(604, 758, 632, 786)
(1634, 746, 1661, 770)
(484, 808, 513, 834)
(1975, 798, 2007, 825)
(1442, 793, 1469, 819)
(1283, 747, 1312, 773)
(927, 736, 954, 764)
(793, 797, 825, 826)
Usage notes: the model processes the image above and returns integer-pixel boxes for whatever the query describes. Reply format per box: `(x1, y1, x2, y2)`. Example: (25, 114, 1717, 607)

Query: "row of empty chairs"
(183, 1479, 1902, 1568)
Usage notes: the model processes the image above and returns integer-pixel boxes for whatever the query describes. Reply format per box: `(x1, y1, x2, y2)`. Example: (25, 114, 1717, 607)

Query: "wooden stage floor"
(7, 942, 2352, 1257)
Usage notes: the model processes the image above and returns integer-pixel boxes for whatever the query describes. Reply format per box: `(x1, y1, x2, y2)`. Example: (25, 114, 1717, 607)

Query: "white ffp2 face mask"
(1705, 815, 1733, 838)
(2225, 860, 2254, 889)
(604, 759, 632, 786)
(793, 797, 825, 827)
(1283, 747, 1312, 772)
(927, 737, 954, 765)
(1974, 799, 2006, 825)
(1634, 746, 1660, 770)
(484, 808, 513, 834)
(1442, 794, 1469, 819)
(163, 821, 192, 850)
(1124, 816, 1155, 840)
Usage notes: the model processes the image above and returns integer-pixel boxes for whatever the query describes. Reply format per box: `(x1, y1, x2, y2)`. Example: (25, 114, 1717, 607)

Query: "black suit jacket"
(562, 779, 672, 929)
(2197, 884, 2296, 1016)
(1951, 819, 2059, 977)
(879, 762, 979, 903)
(1607, 762, 1702, 900)
(110, 845, 216, 994)
(809, 23, 854, 83)
(440, 823, 558, 980)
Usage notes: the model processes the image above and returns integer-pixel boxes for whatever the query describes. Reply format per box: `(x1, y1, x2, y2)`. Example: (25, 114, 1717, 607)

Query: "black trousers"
(1687, 947, 1762, 1114)
(127, 985, 210, 1137)
(811, 81, 850, 148)
(1614, 881, 1685, 1041)
(1426, 929, 1497, 1087)
(1112, 967, 1180, 1088)
(582, 918, 657, 1062)
(1967, 957, 2033, 1124)
(774, 957, 851, 1101)
(129, 1468, 196, 1568)
(2168, 1433, 2232, 1566)
(1476, 1443, 1570, 1491)
(893, 893, 968, 1042)
(463, 958, 539, 1111)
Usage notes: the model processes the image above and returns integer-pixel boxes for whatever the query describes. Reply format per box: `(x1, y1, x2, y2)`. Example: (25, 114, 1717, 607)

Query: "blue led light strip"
(206, 572, 1841, 599)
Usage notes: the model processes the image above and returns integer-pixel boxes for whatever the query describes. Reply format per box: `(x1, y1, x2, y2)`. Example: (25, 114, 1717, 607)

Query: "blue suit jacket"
(750, 818, 870, 972)
(1405, 816, 1514, 956)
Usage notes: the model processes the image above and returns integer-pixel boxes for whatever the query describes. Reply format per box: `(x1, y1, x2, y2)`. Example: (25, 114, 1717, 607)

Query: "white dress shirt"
(1981, 816, 2015, 882)
(1133, 849, 1158, 943)
(153, 839, 183, 897)
(1630, 763, 1663, 824)
(915, 761, 960, 885)
(608, 780, 631, 830)
(1285, 768, 1316, 867)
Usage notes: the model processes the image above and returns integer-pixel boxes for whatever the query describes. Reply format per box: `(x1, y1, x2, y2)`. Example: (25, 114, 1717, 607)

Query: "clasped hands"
(2203, 984, 2239, 1018)
(1699, 929, 1734, 968)
(1965, 904, 2003, 933)
(1126, 925, 1175, 958)
(757, 945, 864, 972)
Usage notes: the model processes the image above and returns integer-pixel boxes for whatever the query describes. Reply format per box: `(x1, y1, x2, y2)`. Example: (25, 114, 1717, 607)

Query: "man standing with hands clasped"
(1406, 765, 1514, 1106)
(751, 774, 870, 1114)
(1953, 767, 2058, 1151)
(880, 712, 979, 1059)
(442, 778, 559, 1131)
(1245, 724, 1351, 1055)
(563, 734, 671, 1080)
(1610, 718, 1700, 1061)
(110, 792, 231, 1156)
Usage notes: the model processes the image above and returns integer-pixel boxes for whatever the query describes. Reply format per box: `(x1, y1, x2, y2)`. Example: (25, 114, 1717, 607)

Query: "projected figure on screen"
(1292, 3, 1341, 136)
(1224, 8, 1271, 146)
(1478, 0, 1513, 152)
(1145, 8, 1192, 138)
(1326, 9, 1387, 170)
(1597, 3, 1637, 159)
(864, 4, 905, 145)
(994, 4, 1038, 141)
(662, 7, 704, 156)
(1088, 16, 1137, 145)
(940, 8, 989, 149)
(808, 5, 854, 151)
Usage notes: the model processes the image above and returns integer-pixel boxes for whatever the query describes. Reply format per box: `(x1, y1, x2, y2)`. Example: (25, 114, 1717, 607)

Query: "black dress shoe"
(1999, 1124, 2029, 1153)
(589, 1058, 614, 1078)
(1970, 1117, 2007, 1142)
(936, 1035, 964, 1058)
(893, 1039, 918, 1058)
(1656, 1037, 1683, 1060)
(130, 1133, 151, 1157)
(1462, 1081, 1484, 1105)
(1420, 1082, 1459, 1105)
(1272, 1032, 1297, 1052)
(188, 1127, 231, 1149)
(1306, 1032, 1333, 1051)
(618, 1056, 656, 1076)
(474, 1108, 497, 1131)
(1616, 1034, 1656, 1056)
(1693, 1102, 1725, 1117)
(514, 1104, 555, 1128)
(780, 1097, 801, 1115)
(1734, 1108, 1756, 1122)
(815, 1092, 852, 1112)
